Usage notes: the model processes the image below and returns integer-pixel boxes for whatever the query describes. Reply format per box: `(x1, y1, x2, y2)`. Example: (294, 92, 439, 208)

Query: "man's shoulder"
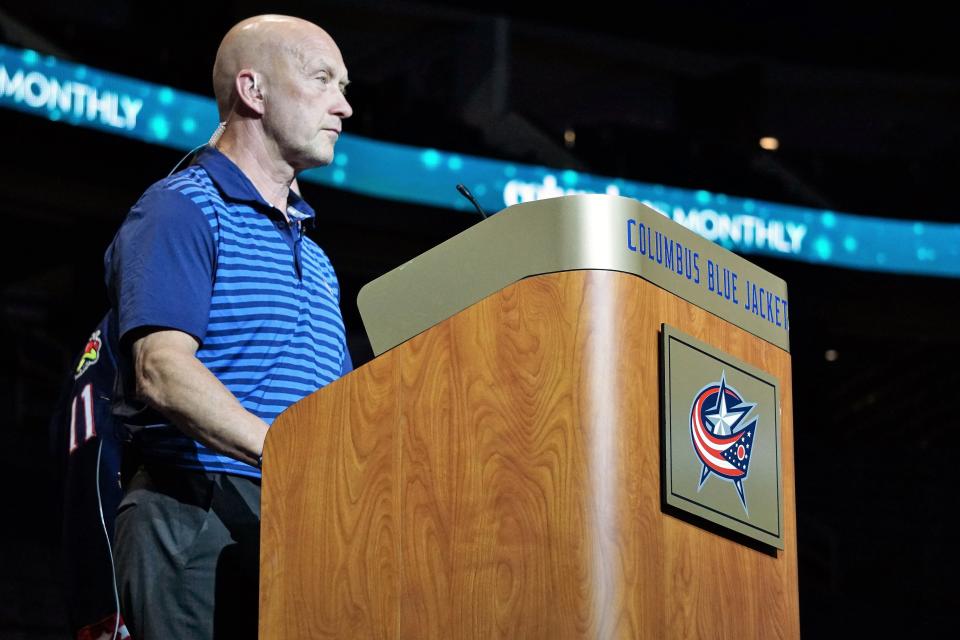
(141, 164, 223, 209)
(126, 164, 226, 228)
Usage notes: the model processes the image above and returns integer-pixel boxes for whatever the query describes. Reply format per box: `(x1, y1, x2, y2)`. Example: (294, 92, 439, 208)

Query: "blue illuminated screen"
(2, 43, 957, 278)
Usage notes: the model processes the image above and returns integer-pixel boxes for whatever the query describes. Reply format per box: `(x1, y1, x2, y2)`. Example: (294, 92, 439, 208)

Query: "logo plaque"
(661, 324, 784, 549)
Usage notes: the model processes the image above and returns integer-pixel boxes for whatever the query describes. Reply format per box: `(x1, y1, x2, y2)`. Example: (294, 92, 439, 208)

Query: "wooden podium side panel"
(613, 271, 798, 640)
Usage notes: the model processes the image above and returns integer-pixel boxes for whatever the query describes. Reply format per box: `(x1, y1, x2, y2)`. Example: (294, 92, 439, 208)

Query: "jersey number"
(69, 383, 96, 453)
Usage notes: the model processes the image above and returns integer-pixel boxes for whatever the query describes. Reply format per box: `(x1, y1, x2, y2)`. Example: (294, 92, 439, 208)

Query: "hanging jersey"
(51, 316, 130, 639)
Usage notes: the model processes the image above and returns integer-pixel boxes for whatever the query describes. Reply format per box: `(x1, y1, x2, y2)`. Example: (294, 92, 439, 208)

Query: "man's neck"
(217, 128, 295, 220)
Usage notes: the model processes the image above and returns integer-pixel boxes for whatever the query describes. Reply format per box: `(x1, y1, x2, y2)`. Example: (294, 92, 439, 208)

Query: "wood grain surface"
(260, 270, 799, 639)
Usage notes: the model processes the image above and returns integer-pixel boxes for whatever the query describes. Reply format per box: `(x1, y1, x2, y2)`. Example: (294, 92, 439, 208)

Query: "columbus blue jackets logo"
(689, 371, 758, 511)
(74, 329, 102, 379)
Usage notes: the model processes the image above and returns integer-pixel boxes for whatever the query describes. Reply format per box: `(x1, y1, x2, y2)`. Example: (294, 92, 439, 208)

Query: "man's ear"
(235, 69, 265, 115)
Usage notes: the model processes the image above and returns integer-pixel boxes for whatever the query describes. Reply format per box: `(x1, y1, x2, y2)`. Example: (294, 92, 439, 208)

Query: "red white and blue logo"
(689, 371, 758, 512)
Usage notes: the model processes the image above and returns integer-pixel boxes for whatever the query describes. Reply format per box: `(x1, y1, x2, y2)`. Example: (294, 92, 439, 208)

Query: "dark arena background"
(1, 1, 957, 637)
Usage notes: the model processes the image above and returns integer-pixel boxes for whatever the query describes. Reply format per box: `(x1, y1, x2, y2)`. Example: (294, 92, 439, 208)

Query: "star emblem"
(704, 372, 755, 436)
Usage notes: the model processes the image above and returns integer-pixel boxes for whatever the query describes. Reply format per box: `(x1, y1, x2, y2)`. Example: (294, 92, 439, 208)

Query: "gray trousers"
(114, 465, 261, 640)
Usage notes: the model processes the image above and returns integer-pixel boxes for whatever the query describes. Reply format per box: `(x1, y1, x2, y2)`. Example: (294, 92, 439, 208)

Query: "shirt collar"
(193, 146, 317, 222)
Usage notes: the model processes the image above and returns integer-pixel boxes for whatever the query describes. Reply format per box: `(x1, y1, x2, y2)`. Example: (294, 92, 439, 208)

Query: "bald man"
(105, 16, 352, 639)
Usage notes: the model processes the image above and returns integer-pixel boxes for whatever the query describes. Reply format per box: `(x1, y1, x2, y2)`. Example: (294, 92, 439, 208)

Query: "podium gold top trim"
(358, 195, 790, 355)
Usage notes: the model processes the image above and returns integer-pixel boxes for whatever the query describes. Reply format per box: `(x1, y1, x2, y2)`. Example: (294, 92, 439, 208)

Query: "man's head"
(212, 15, 352, 171)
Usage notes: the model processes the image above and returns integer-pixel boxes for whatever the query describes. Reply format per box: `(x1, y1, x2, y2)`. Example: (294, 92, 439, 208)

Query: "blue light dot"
(49, 110, 62, 121)
(158, 87, 175, 105)
(716, 194, 728, 205)
(843, 236, 858, 252)
(743, 200, 756, 214)
(74, 66, 88, 80)
(814, 236, 832, 260)
(696, 190, 711, 205)
(821, 211, 836, 228)
(561, 170, 579, 186)
(913, 222, 924, 235)
(876, 253, 887, 265)
(181, 117, 197, 134)
(421, 149, 441, 169)
(22, 50, 39, 65)
(332, 169, 346, 184)
(474, 184, 487, 196)
(149, 115, 170, 140)
(334, 153, 348, 167)
(917, 247, 936, 261)
(504, 164, 517, 178)
(448, 155, 463, 171)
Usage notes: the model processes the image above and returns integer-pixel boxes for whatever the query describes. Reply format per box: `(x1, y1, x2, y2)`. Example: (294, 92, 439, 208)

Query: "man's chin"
(292, 148, 334, 172)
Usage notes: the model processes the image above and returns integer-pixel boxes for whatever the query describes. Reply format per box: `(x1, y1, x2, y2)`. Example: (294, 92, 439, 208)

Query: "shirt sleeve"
(105, 186, 216, 347)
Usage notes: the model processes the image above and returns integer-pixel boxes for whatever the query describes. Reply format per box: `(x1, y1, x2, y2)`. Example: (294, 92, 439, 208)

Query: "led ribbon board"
(2, 43, 958, 278)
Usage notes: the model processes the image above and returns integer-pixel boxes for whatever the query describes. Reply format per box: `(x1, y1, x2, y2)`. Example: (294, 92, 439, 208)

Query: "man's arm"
(132, 329, 268, 466)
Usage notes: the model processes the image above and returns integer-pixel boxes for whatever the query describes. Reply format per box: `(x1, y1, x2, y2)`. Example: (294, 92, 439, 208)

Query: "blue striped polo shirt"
(104, 147, 351, 478)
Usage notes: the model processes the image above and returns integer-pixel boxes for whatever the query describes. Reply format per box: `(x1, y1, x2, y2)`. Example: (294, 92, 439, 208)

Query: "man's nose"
(333, 92, 353, 119)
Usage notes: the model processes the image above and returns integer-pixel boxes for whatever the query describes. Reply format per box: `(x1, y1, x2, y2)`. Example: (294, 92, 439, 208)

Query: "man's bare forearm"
(133, 330, 268, 466)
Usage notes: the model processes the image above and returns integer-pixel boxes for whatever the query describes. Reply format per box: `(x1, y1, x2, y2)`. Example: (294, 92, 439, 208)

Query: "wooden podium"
(259, 196, 799, 639)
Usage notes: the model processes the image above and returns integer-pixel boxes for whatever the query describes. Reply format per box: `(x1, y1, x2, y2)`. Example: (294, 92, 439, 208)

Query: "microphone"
(456, 184, 488, 219)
